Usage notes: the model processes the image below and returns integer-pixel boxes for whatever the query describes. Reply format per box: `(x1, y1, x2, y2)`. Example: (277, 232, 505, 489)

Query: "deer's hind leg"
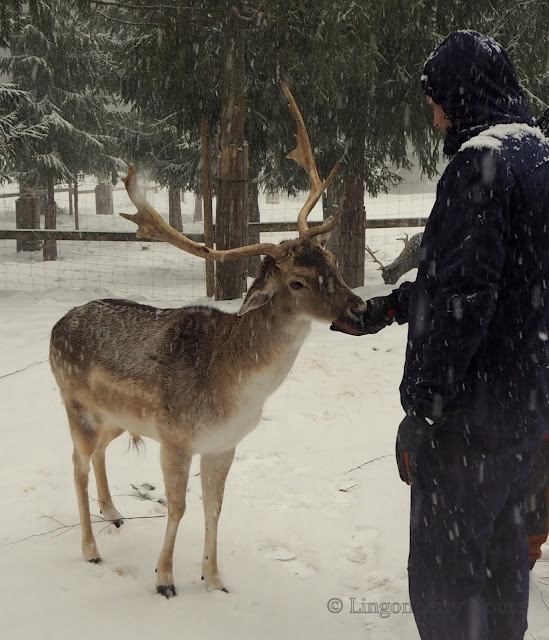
(66, 401, 102, 563)
(200, 447, 235, 592)
(92, 428, 124, 527)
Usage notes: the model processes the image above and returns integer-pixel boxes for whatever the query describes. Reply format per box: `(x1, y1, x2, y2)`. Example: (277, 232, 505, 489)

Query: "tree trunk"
(339, 172, 365, 287)
(95, 176, 114, 215)
(335, 90, 366, 288)
(201, 116, 215, 298)
(168, 187, 183, 232)
(323, 185, 345, 258)
(247, 171, 261, 276)
(43, 176, 57, 261)
(215, 143, 249, 300)
(74, 180, 79, 231)
(215, 8, 248, 301)
(193, 193, 203, 222)
(68, 184, 73, 217)
(15, 190, 42, 252)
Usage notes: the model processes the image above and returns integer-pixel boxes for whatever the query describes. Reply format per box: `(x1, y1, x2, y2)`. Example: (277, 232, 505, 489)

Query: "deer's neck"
(234, 301, 311, 367)
(189, 303, 312, 454)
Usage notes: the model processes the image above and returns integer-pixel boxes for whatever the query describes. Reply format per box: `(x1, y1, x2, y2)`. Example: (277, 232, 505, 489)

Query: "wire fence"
(0, 168, 439, 302)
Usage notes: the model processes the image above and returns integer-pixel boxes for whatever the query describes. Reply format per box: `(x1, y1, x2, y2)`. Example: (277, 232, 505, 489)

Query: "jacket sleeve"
(392, 281, 415, 324)
(407, 148, 509, 420)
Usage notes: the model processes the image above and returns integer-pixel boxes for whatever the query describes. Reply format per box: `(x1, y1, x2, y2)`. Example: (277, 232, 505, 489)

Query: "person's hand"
(395, 413, 437, 485)
(330, 293, 397, 336)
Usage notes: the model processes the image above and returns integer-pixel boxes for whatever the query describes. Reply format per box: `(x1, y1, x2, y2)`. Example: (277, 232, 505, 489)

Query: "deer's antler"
(365, 245, 386, 270)
(121, 84, 341, 259)
(121, 167, 284, 261)
(396, 233, 410, 250)
(280, 81, 340, 239)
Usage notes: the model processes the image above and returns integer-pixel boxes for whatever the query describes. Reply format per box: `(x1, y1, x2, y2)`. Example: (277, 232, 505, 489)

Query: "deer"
(365, 232, 423, 284)
(49, 82, 366, 598)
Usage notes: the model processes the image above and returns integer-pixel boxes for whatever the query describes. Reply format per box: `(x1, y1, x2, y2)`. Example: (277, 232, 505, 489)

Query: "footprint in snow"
(345, 527, 378, 564)
(256, 543, 316, 578)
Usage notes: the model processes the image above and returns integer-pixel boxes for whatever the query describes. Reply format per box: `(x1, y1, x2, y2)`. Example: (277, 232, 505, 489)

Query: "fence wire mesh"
(0, 167, 439, 302)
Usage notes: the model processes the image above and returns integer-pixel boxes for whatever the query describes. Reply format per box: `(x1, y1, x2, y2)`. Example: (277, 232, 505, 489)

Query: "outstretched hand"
(330, 294, 397, 336)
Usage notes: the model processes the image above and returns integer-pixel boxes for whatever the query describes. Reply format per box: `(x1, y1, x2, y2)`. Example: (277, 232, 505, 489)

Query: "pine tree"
(71, 0, 549, 290)
(0, 83, 49, 183)
(1, 1, 125, 258)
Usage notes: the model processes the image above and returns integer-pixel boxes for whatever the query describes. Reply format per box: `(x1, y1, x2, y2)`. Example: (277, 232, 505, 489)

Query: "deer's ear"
(314, 229, 332, 248)
(237, 275, 278, 316)
(310, 214, 336, 248)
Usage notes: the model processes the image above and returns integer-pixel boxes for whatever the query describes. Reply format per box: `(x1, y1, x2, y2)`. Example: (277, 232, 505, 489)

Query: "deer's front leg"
(200, 447, 235, 592)
(156, 443, 192, 598)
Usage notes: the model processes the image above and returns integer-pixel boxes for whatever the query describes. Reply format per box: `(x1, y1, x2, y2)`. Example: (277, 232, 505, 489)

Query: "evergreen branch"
(523, 87, 549, 110)
(91, 7, 164, 26)
(90, 0, 180, 10)
(0, 83, 31, 105)
(44, 112, 104, 150)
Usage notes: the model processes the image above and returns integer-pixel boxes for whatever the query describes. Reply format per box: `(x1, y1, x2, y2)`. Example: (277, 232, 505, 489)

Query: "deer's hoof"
(157, 584, 177, 598)
(202, 575, 229, 593)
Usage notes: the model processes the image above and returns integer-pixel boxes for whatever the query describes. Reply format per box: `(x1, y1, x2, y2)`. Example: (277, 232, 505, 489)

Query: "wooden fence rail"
(0, 217, 428, 243)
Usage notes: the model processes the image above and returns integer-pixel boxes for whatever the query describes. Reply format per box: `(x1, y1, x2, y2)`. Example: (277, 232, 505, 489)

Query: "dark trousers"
(526, 434, 549, 565)
(408, 430, 540, 640)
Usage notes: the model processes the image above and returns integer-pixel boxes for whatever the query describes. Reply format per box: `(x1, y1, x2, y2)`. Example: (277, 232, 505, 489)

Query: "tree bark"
(215, 7, 248, 301)
(340, 171, 365, 287)
(95, 177, 114, 215)
(43, 175, 57, 261)
(168, 187, 183, 232)
(68, 184, 73, 217)
(15, 190, 41, 252)
(74, 180, 79, 231)
(201, 116, 215, 298)
(215, 143, 249, 300)
(247, 170, 261, 276)
(323, 185, 345, 258)
(193, 193, 203, 222)
(335, 89, 366, 288)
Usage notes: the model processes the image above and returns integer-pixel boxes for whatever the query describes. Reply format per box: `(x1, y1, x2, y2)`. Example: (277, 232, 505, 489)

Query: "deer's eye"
(290, 281, 305, 290)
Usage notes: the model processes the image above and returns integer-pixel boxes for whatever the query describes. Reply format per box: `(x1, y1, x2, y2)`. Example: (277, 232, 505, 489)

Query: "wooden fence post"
(95, 177, 114, 215)
(15, 192, 42, 252)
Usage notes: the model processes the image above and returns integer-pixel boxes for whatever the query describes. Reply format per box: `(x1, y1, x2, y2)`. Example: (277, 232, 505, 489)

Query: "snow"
(459, 122, 546, 152)
(0, 179, 548, 639)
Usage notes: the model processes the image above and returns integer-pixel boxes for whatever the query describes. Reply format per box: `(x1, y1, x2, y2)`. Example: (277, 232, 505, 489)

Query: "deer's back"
(51, 299, 233, 377)
(50, 300, 241, 437)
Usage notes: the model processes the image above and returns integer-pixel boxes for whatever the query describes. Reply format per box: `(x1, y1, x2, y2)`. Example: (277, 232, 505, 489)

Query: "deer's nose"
(349, 295, 367, 319)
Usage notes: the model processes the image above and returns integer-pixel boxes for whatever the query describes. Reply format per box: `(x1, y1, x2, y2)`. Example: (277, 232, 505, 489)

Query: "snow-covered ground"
(0, 177, 548, 639)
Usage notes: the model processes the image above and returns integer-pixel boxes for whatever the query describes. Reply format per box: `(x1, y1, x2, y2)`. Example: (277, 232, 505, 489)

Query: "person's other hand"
(395, 413, 437, 485)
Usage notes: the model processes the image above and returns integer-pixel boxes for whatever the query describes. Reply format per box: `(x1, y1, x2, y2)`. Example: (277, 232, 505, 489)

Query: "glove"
(395, 413, 437, 485)
(330, 293, 397, 336)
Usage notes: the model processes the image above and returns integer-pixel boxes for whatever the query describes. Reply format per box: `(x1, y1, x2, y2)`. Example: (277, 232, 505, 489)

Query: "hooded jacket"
(395, 30, 549, 439)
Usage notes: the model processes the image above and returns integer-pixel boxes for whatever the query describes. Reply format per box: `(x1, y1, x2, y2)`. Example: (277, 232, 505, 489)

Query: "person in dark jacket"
(526, 109, 549, 572)
(333, 30, 549, 640)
